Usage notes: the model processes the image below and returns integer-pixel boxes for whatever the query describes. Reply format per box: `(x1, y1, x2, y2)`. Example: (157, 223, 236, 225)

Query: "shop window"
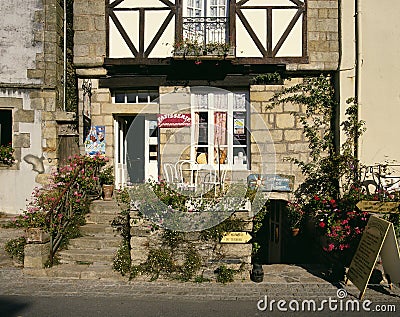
(191, 90, 250, 169)
(0, 109, 12, 146)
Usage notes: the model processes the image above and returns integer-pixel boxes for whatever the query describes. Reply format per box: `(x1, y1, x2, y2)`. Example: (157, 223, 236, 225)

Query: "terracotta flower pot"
(291, 228, 300, 237)
(102, 184, 114, 201)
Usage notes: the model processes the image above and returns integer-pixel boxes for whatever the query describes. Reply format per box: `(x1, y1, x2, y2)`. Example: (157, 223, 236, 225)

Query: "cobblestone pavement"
(1, 265, 400, 304)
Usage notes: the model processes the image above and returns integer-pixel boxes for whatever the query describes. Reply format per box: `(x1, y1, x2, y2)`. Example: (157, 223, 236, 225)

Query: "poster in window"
(234, 118, 245, 135)
(85, 126, 105, 156)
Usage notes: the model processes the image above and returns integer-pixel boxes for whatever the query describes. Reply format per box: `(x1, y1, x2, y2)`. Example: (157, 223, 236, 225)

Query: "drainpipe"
(354, 0, 361, 159)
(63, 0, 67, 111)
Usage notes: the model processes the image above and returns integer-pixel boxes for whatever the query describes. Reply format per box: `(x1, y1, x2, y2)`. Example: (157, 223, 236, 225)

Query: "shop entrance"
(114, 115, 158, 186)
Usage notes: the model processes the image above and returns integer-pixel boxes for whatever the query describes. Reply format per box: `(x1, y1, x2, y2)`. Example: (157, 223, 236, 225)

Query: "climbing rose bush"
(9, 154, 107, 233)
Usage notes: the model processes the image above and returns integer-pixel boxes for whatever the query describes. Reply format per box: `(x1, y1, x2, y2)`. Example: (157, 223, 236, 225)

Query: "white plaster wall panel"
(243, 0, 295, 6)
(236, 10, 264, 57)
(109, 11, 140, 58)
(0, 91, 40, 214)
(0, 0, 42, 84)
(273, 9, 302, 57)
(357, 0, 400, 164)
(115, 0, 171, 9)
(145, 11, 175, 58)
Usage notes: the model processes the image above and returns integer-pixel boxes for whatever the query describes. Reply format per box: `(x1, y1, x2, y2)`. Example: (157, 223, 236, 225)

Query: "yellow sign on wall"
(356, 200, 399, 213)
(220, 232, 252, 244)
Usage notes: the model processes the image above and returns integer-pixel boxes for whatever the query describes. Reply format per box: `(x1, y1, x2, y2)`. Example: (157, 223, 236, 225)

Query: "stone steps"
(26, 199, 124, 280)
(24, 263, 124, 280)
(68, 236, 121, 249)
(58, 248, 118, 264)
(80, 223, 118, 236)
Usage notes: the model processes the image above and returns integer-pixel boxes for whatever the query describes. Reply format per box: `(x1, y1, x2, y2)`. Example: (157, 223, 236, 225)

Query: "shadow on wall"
(23, 154, 45, 174)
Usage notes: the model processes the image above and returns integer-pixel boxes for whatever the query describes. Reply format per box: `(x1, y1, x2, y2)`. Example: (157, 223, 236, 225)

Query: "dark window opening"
(0, 110, 12, 146)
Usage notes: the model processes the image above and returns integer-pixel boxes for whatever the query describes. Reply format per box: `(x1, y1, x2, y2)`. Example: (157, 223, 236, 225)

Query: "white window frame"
(190, 90, 249, 170)
(112, 90, 159, 104)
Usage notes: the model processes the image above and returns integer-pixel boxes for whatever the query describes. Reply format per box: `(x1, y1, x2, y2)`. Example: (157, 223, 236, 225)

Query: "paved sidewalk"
(1, 265, 400, 303)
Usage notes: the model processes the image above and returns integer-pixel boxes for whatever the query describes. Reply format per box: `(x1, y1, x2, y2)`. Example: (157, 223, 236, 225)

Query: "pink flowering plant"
(0, 144, 15, 166)
(8, 155, 107, 255)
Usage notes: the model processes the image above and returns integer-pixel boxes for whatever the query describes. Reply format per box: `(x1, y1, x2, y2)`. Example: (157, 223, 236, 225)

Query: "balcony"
(174, 17, 234, 59)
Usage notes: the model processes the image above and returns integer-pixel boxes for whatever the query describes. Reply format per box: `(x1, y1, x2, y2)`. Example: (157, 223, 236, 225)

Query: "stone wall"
(250, 79, 312, 190)
(290, 0, 339, 71)
(129, 208, 253, 281)
(0, 0, 67, 213)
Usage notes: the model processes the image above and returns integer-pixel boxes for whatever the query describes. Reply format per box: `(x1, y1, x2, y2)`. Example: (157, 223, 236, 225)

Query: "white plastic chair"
(198, 165, 227, 196)
(175, 160, 197, 190)
(163, 163, 179, 187)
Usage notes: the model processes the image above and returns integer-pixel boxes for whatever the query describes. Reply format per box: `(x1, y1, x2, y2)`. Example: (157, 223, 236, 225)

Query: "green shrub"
(113, 242, 131, 276)
(4, 237, 26, 264)
(215, 265, 235, 284)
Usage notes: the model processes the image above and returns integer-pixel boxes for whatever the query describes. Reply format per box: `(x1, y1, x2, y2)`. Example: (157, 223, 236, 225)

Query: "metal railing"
(182, 16, 229, 45)
(359, 164, 400, 199)
(46, 160, 102, 264)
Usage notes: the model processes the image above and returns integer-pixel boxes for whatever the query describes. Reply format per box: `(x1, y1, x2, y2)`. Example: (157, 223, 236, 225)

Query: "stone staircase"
(25, 200, 124, 280)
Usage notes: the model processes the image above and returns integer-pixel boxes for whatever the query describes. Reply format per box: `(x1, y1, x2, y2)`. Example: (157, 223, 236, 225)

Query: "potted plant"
(286, 201, 304, 236)
(99, 165, 115, 200)
(0, 144, 15, 166)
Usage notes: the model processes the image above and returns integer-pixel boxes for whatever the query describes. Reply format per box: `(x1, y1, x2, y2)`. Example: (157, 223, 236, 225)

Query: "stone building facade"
(73, 0, 339, 192)
(0, 0, 76, 213)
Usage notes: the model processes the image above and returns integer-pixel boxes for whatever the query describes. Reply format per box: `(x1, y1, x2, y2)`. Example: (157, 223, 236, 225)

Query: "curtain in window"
(214, 112, 227, 146)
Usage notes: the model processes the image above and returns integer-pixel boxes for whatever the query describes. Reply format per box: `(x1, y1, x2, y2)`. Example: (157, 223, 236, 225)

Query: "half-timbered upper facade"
(74, 0, 339, 188)
(106, 0, 307, 64)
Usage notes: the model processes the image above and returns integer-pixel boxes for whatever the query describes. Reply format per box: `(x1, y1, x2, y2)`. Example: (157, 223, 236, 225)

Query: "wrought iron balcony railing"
(182, 16, 229, 46)
(175, 17, 233, 58)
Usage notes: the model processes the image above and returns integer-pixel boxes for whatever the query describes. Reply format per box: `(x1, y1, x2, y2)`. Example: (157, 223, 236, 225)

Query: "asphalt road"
(1, 294, 400, 317)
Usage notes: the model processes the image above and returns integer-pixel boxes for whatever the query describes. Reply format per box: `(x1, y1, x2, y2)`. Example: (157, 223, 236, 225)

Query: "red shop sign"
(157, 113, 192, 128)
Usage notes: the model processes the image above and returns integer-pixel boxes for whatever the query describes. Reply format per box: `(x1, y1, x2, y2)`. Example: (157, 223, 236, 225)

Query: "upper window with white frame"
(183, 0, 229, 44)
(191, 89, 249, 170)
(113, 90, 159, 104)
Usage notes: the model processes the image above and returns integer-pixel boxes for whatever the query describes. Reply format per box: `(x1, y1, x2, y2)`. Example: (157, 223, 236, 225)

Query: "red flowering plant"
(310, 189, 370, 263)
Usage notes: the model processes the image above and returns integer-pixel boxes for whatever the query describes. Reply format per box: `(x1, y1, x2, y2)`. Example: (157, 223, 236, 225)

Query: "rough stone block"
(13, 133, 31, 148)
(217, 243, 252, 259)
(275, 113, 295, 129)
(24, 243, 50, 269)
(284, 130, 303, 142)
(14, 110, 35, 123)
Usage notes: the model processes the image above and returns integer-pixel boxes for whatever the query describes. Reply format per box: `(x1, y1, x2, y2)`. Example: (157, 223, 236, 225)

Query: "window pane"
(198, 112, 208, 145)
(0, 110, 12, 146)
(233, 147, 248, 166)
(214, 112, 227, 146)
(233, 111, 247, 145)
(126, 92, 137, 103)
(138, 92, 148, 103)
(115, 92, 125, 103)
(194, 93, 208, 109)
(234, 93, 246, 110)
(214, 93, 228, 110)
